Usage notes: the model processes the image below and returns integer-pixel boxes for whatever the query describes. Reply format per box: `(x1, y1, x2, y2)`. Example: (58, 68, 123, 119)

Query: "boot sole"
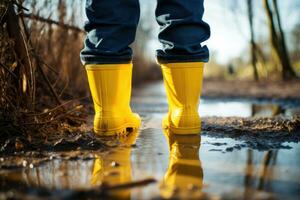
(94, 123, 141, 136)
(93, 113, 141, 136)
(165, 125, 201, 135)
(163, 117, 201, 134)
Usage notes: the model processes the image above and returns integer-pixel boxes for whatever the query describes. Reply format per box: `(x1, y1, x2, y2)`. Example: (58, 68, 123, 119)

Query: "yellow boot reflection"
(91, 131, 138, 199)
(160, 130, 203, 199)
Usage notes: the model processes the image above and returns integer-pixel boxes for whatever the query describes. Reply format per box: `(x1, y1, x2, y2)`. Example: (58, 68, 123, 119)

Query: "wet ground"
(1, 81, 300, 200)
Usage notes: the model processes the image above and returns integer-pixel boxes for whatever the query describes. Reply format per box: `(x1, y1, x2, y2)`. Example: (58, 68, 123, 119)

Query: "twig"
(13, 0, 29, 12)
(19, 13, 35, 107)
(0, 2, 9, 25)
(102, 178, 157, 191)
(36, 59, 64, 108)
(31, 52, 59, 75)
(24, 96, 88, 116)
(22, 105, 81, 125)
(59, 73, 69, 97)
(0, 63, 18, 79)
(21, 13, 85, 33)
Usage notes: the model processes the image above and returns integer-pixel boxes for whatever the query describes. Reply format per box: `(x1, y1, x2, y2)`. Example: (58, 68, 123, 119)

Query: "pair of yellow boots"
(86, 62, 204, 136)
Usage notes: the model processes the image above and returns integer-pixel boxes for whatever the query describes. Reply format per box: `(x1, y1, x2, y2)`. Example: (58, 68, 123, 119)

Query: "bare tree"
(263, 0, 297, 80)
(291, 23, 300, 62)
(247, 0, 259, 81)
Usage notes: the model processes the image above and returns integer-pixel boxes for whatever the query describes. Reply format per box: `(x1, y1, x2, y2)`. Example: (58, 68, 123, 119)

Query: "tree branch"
(21, 13, 85, 33)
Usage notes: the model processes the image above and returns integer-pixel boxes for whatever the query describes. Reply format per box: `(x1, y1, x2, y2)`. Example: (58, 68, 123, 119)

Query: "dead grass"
(0, 0, 86, 144)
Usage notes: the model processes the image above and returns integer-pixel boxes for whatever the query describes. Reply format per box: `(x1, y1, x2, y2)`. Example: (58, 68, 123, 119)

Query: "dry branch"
(0, 63, 17, 78)
(1, 0, 85, 138)
(21, 13, 85, 33)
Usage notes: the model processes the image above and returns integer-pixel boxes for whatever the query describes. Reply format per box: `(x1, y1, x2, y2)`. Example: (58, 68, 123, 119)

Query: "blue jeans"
(80, 0, 210, 64)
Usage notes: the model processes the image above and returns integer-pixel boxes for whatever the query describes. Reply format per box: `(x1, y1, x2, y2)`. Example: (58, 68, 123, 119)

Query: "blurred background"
(1, 0, 300, 132)
(18, 0, 300, 95)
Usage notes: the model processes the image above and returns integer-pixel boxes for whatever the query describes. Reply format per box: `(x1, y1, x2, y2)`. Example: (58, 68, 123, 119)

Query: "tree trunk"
(272, 0, 297, 79)
(263, 0, 297, 80)
(247, 0, 259, 81)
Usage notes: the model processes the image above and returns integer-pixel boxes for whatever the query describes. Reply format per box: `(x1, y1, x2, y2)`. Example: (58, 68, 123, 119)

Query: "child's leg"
(81, 0, 140, 64)
(155, 0, 210, 63)
(156, 0, 210, 134)
(81, 0, 141, 136)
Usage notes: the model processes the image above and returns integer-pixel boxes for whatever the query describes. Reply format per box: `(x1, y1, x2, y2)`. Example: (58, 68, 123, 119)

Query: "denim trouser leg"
(80, 0, 210, 64)
(155, 0, 210, 63)
(80, 0, 140, 64)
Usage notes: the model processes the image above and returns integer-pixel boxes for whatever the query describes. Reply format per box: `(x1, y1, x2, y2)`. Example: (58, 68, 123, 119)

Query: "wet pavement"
(1, 81, 300, 199)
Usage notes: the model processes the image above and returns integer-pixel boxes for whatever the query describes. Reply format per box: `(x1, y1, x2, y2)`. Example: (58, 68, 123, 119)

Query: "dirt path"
(202, 79, 300, 99)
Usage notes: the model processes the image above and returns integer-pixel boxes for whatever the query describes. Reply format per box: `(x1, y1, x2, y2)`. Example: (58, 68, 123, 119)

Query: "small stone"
(29, 163, 34, 168)
(111, 161, 120, 167)
(0, 158, 4, 162)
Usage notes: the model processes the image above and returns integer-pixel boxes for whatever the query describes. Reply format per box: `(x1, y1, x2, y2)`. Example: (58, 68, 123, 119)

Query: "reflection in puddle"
(160, 131, 203, 199)
(90, 131, 139, 198)
(132, 127, 300, 199)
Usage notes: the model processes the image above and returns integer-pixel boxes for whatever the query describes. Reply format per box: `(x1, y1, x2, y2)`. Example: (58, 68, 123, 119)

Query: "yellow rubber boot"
(161, 62, 204, 134)
(160, 130, 203, 199)
(86, 63, 141, 136)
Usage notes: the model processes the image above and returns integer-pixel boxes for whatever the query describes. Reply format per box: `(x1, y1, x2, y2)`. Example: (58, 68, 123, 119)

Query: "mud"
(0, 124, 117, 155)
(202, 116, 300, 150)
(1, 116, 299, 156)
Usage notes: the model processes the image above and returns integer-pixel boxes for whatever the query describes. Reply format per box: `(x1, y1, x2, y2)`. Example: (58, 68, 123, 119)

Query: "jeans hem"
(156, 55, 209, 64)
(80, 55, 132, 65)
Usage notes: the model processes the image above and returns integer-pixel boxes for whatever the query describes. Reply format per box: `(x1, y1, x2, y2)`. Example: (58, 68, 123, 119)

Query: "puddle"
(132, 81, 300, 117)
(1, 81, 300, 199)
(1, 127, 300, 199)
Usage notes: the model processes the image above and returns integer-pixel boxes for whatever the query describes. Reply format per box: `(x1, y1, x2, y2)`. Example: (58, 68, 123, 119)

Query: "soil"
(202, 116, 300, 151)
(202, 79, 300, 100)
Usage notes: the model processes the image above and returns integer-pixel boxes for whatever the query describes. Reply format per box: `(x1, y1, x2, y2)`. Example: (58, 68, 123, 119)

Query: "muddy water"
(1, 81, 300, 199)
